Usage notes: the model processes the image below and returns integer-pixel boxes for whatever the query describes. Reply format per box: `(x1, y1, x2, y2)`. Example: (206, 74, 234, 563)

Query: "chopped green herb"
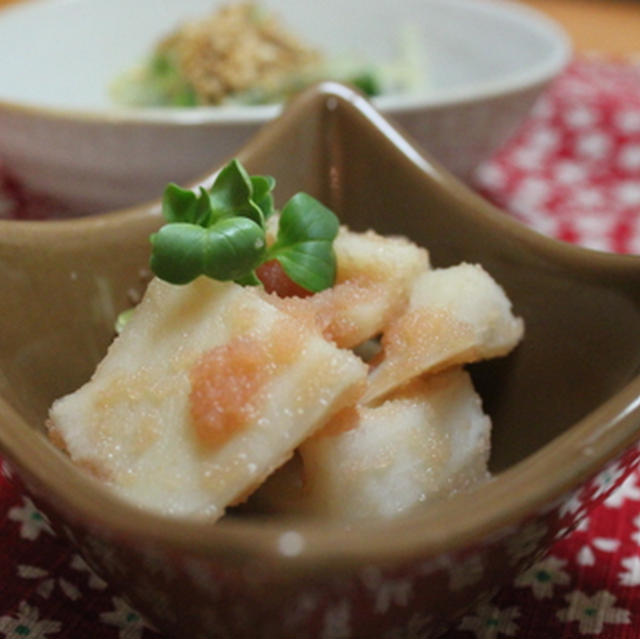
(115, 308, 134, 334)
(349, 69, 382, 97)
(121, 51, 199, 107)
(149, 159, 339, 292)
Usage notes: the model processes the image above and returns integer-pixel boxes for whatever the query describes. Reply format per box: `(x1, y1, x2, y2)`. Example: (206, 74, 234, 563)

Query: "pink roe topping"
(189, 336, 268, 448)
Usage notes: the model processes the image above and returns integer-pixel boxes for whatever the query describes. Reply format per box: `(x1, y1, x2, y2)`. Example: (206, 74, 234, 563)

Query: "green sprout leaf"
(150, 159, 339, 294)
(163, 183, 197, 224)
(250, 175, 276, 220)
(150, 223, 209, 284)
(150, 219, 266, 285)
(162, 184, 212, 226)
(267, 192, 339, 293)
(235, 271, 263, 286)
(208, 159, 263, 226)
(202, 217, 266, 282)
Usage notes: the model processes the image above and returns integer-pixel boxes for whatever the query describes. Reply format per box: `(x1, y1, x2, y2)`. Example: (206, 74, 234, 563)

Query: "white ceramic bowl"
(0, 0, 570, 213)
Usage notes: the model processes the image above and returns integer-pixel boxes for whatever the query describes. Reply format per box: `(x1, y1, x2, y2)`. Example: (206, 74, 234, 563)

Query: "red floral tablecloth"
(1, 57, 640, 638)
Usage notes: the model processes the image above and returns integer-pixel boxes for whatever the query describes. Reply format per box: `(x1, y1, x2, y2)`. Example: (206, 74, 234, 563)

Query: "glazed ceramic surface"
(0, 0, 570, 212)
(0, 84, 639, 638)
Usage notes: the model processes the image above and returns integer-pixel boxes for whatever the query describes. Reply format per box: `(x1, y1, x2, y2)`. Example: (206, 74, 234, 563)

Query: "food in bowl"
(111, 2, 422, 106)
(47, 160, 523, 521)
(253, 368, 494, 521)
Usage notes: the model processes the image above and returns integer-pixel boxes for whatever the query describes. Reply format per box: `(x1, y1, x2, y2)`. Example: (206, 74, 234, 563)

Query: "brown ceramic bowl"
(0, 83, 639, 639)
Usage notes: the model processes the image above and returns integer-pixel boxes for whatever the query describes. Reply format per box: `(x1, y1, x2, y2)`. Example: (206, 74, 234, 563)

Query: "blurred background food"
(0, 0, 639, 55)
(0, 0, 571, 211)
(109, 2, 420, 107)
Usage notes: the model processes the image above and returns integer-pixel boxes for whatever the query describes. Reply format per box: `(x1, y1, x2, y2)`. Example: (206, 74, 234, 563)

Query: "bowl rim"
(1, 83, 639, 572)
(0, 0, 571, 126)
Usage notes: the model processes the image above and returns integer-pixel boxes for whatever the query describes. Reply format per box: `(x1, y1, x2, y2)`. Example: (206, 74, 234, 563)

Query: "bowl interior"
(0, 84, 639, 559)
(0, 0, 569, 113)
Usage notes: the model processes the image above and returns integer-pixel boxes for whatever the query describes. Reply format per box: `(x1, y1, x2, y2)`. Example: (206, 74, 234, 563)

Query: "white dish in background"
(0, 0, 570, 213)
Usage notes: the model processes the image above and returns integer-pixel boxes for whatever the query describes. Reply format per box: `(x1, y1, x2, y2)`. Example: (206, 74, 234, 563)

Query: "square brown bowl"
(0, 83, 639, 638)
